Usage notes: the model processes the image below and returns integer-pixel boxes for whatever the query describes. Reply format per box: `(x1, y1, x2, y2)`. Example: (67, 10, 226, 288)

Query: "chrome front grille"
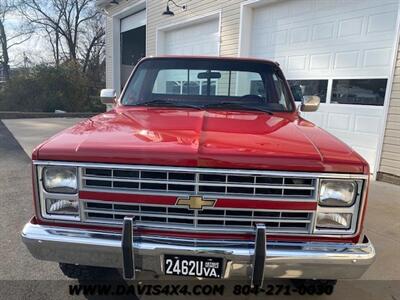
(82, 200, 314, 234)
(79, 165, 319, 234)
(81, 166, 317, 200)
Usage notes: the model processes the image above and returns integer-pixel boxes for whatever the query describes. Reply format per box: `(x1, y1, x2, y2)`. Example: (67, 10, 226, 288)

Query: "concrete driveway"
(2, 118, 85, 156)
(0, 118, 399, 299)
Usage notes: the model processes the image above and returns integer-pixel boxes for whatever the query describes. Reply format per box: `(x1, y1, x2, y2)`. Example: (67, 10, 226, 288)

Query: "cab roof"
(141, 55, 280, 67)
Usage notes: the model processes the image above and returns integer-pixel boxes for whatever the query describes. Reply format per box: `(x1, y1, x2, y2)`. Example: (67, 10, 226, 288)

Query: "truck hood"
(34, 107, 367, 173)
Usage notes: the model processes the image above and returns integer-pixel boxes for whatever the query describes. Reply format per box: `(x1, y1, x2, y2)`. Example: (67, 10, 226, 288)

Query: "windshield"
(121, 58, 294, 112)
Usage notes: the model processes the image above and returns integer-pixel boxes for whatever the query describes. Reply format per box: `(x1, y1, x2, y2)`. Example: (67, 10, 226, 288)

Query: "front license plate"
(164, 255, 223, 278)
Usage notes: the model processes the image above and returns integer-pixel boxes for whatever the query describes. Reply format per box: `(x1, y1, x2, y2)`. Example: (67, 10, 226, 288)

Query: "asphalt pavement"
(0, 118, 399, 300)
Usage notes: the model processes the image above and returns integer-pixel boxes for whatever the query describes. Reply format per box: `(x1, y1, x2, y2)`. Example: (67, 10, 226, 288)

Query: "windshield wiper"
(204, 102, 274, 115)
(134, 99, 202, 110)
(133, 100, 274, 114)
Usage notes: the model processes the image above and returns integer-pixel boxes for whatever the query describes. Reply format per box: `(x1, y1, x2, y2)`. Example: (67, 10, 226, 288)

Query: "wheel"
(291, 279, 337, 295)
(59, 263, 118, 280)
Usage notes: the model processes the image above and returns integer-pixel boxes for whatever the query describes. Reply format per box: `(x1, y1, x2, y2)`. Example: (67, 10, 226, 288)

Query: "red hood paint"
(33, 106, 367, 173)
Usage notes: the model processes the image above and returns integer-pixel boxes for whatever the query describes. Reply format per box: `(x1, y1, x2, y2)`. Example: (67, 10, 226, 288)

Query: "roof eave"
(96, 0, 111, 9)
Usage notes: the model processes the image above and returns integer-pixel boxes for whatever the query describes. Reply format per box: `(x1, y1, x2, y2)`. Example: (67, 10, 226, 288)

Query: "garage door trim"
(109, 0, 146, 95)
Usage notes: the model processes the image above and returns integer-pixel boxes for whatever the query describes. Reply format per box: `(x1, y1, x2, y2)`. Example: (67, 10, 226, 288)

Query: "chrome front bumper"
(21, 220, 375, 283)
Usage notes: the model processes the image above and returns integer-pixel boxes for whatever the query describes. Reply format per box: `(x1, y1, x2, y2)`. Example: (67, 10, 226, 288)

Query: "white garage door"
(248, 0, 399, 174)
(159, 17, 220, 55)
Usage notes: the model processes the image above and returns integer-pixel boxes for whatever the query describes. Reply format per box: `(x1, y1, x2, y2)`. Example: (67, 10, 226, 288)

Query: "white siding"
(380, 41, 400, 177)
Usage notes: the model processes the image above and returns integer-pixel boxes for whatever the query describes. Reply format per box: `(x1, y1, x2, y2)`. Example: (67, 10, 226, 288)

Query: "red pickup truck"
(22, 56, 375, 289)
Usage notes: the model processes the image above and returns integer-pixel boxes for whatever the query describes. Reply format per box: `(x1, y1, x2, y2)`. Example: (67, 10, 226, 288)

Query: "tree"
(0, 0, 32, 80)
(0, 0, 106, 113)
(80, 12, 105, 73)
(19, 0, 105, 69)
(42, 8, 63, 65)
(0, 62, 105, 112)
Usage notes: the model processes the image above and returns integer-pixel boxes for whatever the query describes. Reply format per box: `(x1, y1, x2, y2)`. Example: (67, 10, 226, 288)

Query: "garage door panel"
(310, 54, 331, 70)
(327, 129, 380, 147)
(250, 0, 398, 78)
(287, 55, 307, 71)
(301, 111, 326, 127)
(327, 113, 352, 131)
(252, 4, 397, 37)
(254, 42, 394, 76)
(363, 48, 392, 68)
(161, 18, 219, 56)
(367, 11, 397, 33)
(252, 0, 398, 28)
(354, 115, 382, 134)
(304, 105, 384, 131)
(255, 39, 395, 54)
(334, 51, 359, 70)
(338, 17, 363, 38)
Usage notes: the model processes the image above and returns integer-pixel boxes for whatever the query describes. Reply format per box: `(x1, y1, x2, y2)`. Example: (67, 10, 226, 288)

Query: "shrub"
(0, 62, 105, 112)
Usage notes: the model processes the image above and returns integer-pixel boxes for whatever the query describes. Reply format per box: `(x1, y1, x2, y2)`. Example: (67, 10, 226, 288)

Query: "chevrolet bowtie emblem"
(176, 196, 216, 210)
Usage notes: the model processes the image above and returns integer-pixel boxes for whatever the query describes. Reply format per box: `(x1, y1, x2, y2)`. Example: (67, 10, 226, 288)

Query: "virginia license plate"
(164, 255, 223, 278)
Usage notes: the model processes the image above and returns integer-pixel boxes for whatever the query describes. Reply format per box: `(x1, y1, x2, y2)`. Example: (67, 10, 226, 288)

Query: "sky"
(4, 11, 52, 67)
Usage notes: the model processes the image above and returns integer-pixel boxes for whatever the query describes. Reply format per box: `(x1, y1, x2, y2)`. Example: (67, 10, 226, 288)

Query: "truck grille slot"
(82, 200, 313, 233)
(81, 167, 317, 199)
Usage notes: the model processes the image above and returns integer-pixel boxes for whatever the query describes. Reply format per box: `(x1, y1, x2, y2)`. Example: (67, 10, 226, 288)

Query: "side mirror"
(300, 95, 320, 112)
(100, 89, 116, 105)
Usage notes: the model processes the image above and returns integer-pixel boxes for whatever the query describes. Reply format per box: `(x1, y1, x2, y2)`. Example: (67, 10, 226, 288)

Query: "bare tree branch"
(19, 0, 104, 64)
(7, 34, 32, 49)
(0, 0, 33, 80)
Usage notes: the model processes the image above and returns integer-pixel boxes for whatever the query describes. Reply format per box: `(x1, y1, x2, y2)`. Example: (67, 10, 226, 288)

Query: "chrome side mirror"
(300, 95, 320, 112)
(100, 89, 116, 105)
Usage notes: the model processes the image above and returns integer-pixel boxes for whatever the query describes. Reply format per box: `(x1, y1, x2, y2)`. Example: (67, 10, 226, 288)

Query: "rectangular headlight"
(43, 166, 77, 194)
(316, 212, 352, 229)
(46, 199, 79, 216)
(319, 180, 357, 207)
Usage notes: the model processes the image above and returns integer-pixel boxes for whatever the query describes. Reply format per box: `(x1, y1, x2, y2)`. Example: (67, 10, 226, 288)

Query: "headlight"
(43, 166, 77, 194)
(319, 180, 357, 207)
(316, 212, 352, 229)
(46, 199, 79, 216)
